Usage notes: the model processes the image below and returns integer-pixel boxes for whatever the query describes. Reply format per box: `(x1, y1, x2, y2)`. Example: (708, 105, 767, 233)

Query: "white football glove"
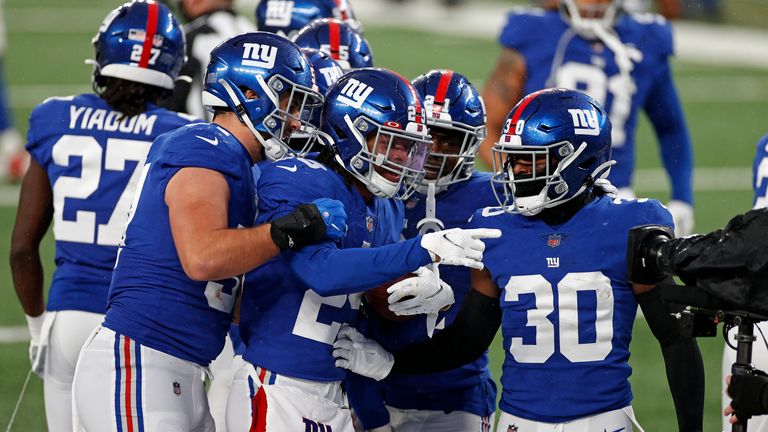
(387, 266, 454, 317)
(420, 228, 501, 270)
(594, 178, 618, 198)
(26, 313, 47, 378)
(666, 200, 694, 237)
(333, 324, 393, 381)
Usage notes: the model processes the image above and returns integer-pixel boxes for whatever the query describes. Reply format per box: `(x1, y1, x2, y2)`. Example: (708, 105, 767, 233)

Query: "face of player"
(423, 127, 464, 181)
(570, 0, 613, 19)
(510, 153, 558, 197)
(277, 90, 304, 141)
(366, 131, 420, 183)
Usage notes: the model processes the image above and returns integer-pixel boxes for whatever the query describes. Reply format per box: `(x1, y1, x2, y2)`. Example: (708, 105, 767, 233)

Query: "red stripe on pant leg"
(138, 2, 159, 68)
(329, 21, 341, 60)
(124, 336, 134, 432)
(249, 386, 268, 432)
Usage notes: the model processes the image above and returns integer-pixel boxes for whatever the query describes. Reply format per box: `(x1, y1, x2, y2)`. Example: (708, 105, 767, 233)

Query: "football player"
(335, 89, 704, 431)
(346, 69, 498, 432)
(255, 0, 360, 39)
(9, 2, 194, 431)
(478, 0, 695, 236)
(71, 32, 343, 431)
(293, 18, 373, 71)
(721, 133, 768, 430)
(226, 67, 501, 432)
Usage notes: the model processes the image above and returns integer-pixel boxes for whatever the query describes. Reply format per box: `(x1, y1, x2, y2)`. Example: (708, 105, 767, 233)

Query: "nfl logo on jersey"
(547, 234, 561, 248)
(507, 425, 519, 432)
(366, 215, 374, 232)
(173, 381, 181, 396)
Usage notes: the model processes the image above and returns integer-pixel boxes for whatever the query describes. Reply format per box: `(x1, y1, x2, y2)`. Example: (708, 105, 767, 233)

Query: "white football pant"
(207, 334, 236, 432)
(226, 362, 355, 432)
(384, 406, 494, 432)
(42, 310, 103, 432)
(497, 406, 644, 432)
(72, 326, 215, 432)
(722, 322, 768, 431)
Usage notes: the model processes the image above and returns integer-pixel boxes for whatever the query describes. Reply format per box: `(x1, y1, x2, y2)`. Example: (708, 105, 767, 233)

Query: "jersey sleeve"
(635, 198, 675, 230)
(498, 8, 544, 51)
(25, 98, 64, 166)
(256, 160, 341, 224)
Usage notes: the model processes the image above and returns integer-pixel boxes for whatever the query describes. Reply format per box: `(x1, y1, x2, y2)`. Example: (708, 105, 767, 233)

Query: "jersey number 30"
(505, 271, 614, 363)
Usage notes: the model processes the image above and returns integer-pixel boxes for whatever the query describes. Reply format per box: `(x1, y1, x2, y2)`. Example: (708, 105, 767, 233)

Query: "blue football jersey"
(357, 172, 499, 418)
(499, 9, 692, 203)
(754, 134, 768, 209)
(25, 93, 196, 314)
(468, 195, 673, 422)
(103, 123, 258, 366)
(240, 157, 431, 382)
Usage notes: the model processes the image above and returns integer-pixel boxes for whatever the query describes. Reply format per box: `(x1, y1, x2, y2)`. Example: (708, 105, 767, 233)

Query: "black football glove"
(270, 203, 327, 250)
(729, 370, 768, 421)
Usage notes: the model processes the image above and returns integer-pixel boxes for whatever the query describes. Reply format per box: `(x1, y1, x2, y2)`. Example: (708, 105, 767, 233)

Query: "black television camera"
(627, 208, 768, 432)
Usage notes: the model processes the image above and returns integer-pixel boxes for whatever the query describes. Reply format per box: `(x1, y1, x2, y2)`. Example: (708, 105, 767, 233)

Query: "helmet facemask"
(491, 138, 613, 216)
(418, 121, 486, 194)
(213, 73, 324, 161)
(342, 114, 430, 200)
(560, 0, 624, 39)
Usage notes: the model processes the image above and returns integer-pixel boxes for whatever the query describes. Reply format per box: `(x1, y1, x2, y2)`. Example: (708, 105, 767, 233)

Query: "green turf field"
(1, 1, 766, 430)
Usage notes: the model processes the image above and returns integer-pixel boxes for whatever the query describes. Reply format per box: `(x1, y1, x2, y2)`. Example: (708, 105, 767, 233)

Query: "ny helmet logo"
(265, 0, 294, 26)
(567, 108, 600, 136)
(337, 78, 373, 109)
(318, 66, 343, 87)
(242, 43, 278, 69)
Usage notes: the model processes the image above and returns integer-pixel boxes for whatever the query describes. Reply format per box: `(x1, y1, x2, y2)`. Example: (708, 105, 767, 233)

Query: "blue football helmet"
(411, 69, 486, 190)
(491, 88, 614, 216)
(255, 0, 361, 39)
(90, 0, 186, 90)
(320, 68, 430, 200)
(202, 32, 323, 160)
(293, 18, 373, 71)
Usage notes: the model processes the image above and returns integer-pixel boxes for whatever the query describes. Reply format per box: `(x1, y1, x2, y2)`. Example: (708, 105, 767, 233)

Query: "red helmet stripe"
(334, 0, 349, 20)
(329, 20, 341, 60)
(433, 70, 454, 105)
(138, 1, 159, 68)
(509, 89, 547, 130)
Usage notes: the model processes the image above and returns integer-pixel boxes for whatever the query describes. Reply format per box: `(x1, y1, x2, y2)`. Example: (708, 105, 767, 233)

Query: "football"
(364, 274, 416, 321)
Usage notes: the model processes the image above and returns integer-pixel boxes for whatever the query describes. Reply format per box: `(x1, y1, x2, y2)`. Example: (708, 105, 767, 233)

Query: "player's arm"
(478, 48, 526, 168)
(634, 282, 704, 432)
(10, 158, 53, 318)
(644, 60, 694, 206)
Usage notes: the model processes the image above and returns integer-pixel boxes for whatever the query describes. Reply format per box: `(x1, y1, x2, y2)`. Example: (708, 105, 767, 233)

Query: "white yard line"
(0, 326, 29, 343)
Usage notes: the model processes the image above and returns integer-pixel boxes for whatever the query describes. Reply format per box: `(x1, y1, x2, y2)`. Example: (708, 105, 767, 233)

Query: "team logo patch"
(365, 215, 374, 232)
(242, 43, 277, 69)
(338, 78, 373, 109)
(568, 108, 600, 136)
(547, 233, 561, 248)
(173, 381, 181, 396)
(265, 0, 294, 26)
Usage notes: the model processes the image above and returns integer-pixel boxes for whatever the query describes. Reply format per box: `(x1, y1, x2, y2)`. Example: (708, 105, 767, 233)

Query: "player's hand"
(725, 371, 768, 423)
(312, 198, 347, 242)
(666, 200, 694, 237)
(420, 228, 502, 270)
(333, 324, 393, 381)
(270, 199, 346, 250)
(387, 266, 454, 316)
(594, 178, 618, 198)
(26, 313, 47, 378)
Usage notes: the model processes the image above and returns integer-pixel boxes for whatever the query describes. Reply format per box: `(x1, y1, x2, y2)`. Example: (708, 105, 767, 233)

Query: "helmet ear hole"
(578, 156, 597, 170)
(332, 124, 348, 140)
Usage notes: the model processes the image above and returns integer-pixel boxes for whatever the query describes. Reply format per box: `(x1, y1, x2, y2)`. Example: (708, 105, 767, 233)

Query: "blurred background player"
(293, 17, 373, 71)
(255, 0, 360, 38)
(9, 2, 193, 431)
(335, 88, 704, 432)
(0, 0, 26, 183)
(346, 69, 498, 432)
(162, 0, 255, 119)
(478, 0, 696, 236)
(721, 132, 768, 431)
(227, 67, 498, 432)
(71, 32, 339, 431)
